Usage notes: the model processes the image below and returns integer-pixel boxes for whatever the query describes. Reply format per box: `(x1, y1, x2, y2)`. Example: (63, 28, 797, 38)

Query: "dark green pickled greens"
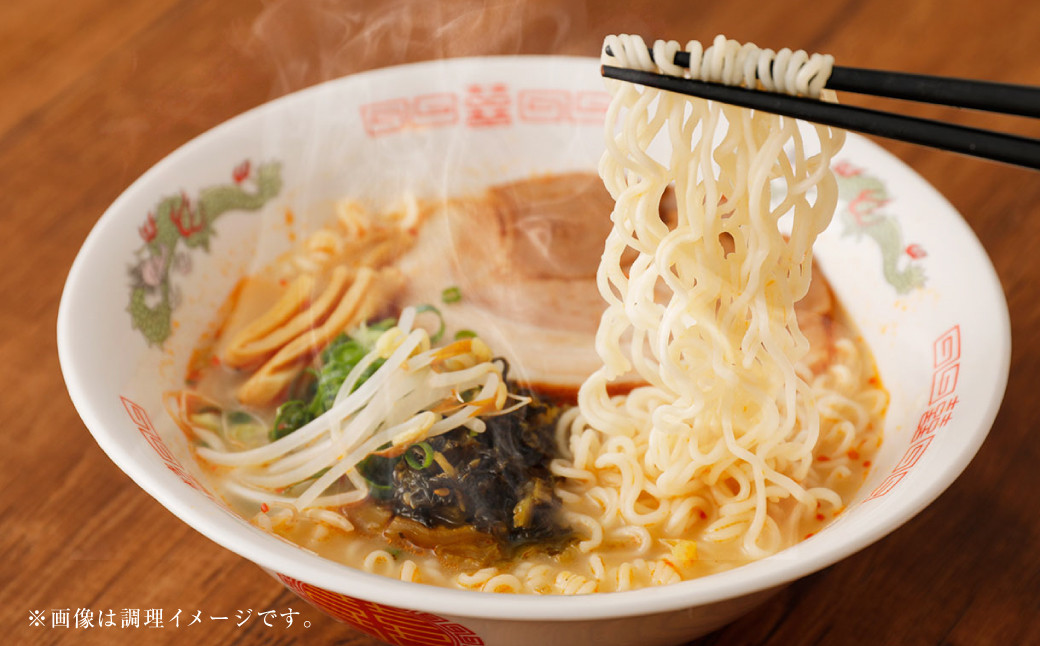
(270, 318, 394, 440)
(357, 387, 574, 554)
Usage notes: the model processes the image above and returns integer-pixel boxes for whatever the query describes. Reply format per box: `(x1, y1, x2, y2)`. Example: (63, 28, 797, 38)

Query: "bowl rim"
(57, 55, 1012, 622)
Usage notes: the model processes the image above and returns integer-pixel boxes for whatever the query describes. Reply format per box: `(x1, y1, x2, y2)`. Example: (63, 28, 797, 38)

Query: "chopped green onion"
(272, 400, 312, 440)
(414, 304, 446, 343)
(357, 451, 398, 501)
(441, 286, 462, 304)
(189, 411, 222, 433)
(223, 410, 268, 449)
(454, 329, 477, 340)
(404, 442, 434, 470)
(365, 480, 394, 501)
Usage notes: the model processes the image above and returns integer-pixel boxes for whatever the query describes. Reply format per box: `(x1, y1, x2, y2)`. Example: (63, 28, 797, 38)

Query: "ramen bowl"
(57, 57, 1010, 646)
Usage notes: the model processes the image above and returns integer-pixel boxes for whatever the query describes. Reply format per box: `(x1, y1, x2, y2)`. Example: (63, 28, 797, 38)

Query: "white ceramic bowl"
(58, 57, 1010, 646)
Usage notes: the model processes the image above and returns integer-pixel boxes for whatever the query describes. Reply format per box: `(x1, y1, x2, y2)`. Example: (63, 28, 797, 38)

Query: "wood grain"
(4, 0, 1038, 644)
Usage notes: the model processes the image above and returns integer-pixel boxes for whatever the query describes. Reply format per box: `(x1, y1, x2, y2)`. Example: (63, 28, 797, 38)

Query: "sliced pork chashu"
(395, 173, 614, 389)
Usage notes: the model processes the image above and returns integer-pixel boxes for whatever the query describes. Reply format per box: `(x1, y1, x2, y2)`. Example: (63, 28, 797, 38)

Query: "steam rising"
(249, 0, 595, 96)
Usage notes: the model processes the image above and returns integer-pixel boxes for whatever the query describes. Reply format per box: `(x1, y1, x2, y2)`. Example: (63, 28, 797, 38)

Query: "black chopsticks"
(600, 48, 1040, 170)
(824, 66, 1040, 119)
(608, 47, 1040, 119)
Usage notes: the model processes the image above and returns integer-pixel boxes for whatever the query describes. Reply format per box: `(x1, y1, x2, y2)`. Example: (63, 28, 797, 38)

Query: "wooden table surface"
(4, 0, 1039, 644)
